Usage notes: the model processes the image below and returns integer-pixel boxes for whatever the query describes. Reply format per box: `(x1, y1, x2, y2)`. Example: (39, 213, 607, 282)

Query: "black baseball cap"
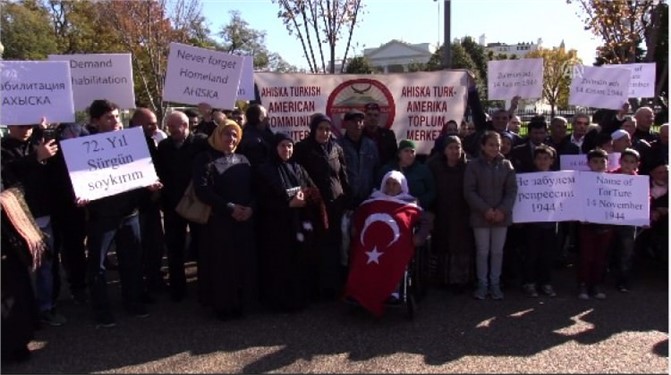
(343, 109, 365, 121)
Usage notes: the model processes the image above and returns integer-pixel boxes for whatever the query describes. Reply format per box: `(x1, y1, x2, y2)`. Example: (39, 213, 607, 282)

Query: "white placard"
(60, 127, 159, 201)
(604, 63, 656, 98)
(163, 42, 244, 109)
(487, 58, 543, 100)
(579, 171, 650, 226)
(512, 171, 579, 223)
(559, 153, 620, 171)
(48, 53, 136, 111)
(0, 61, 75, 125)
(237, 55, 255, 100)
(569, 65, 631, 110)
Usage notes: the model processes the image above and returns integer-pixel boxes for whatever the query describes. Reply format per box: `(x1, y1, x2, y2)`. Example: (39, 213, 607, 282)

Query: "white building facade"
(361, 40, 436, 73)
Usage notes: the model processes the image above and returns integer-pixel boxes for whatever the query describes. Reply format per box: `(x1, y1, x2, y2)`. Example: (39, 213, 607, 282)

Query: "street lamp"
(433, 0, 451, 69)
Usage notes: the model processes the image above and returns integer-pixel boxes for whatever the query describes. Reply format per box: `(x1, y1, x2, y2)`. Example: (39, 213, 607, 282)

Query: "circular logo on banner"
(325, 79, 395, 137)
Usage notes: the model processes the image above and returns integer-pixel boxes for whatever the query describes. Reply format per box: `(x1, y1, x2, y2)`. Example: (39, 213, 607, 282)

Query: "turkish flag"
(344, 197, 422, 317)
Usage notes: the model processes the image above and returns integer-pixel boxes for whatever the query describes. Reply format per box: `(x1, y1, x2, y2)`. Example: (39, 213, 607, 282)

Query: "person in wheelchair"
(344, 170, 432, 317)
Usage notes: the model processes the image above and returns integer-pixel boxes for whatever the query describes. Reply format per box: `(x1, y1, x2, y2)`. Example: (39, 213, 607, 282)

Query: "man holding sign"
(73, 99, 162, 328)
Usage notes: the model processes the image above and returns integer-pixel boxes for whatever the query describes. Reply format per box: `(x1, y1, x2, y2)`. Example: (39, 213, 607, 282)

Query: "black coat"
(155, 133, 208, 210)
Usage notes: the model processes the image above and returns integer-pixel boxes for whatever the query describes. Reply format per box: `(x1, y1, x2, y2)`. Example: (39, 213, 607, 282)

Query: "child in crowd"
(608, 148, 641, 292)
(464, 131, 518, 300)
(521, 145, 558, 298)
(577, 148, 614, 300)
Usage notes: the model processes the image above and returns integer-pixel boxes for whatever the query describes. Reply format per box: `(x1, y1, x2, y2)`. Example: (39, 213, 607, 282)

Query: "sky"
(200, 0, 603, 70)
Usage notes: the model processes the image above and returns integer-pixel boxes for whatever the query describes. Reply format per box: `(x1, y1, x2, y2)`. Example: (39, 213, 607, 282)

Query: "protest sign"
(60, 127, 159, 201)
(559, 153, 620, 171)
(569, 65, 631, 110)
(512, 171, 579, 223)
(254, 70, 468, 154)
(48, 53, 135, 111)
(163, 42, 244, 109)
(487, 58, 543, 100)
(604, 62, 656, 98)
(0, 61, 75, 125)
(578, 172, 650, 226)
(237, 55, 255, 100)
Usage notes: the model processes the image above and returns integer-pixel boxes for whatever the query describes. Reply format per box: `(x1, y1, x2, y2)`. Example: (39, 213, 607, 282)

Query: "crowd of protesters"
(1, 75, 668, 363)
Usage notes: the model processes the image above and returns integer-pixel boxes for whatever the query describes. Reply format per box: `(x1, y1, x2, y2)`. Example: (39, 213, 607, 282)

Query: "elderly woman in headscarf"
(427, 135, 475, 292)
(255, 132, 325, 312)
(193, 120, 257, 320)
(293, 114, 351, 301)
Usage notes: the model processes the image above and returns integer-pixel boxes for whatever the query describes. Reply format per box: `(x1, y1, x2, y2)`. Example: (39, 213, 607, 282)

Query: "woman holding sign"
(193, 120, 257, 320)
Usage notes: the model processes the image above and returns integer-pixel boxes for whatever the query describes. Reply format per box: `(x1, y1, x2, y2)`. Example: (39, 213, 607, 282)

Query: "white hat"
(611, 129, 629, 141)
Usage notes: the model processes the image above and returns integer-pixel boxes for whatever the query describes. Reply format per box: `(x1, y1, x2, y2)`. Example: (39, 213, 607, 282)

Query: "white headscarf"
(369, 170, 416, 203)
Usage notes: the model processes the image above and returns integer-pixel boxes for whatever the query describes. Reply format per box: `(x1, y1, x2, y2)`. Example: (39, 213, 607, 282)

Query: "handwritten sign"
(512, 171, 578, 223)
(163, 42, 244, 109)
(0, 61, 75, 125)
(569, 65, 631, 110)
(579, 172, 650, 226)
(60, 127, 159, 201)
(559, 153, 620, 171)
(487, 58, 543, 100)
(237, 55, 255, 100)
(604, 63, 656, 98)
(48, 53, 136, 111)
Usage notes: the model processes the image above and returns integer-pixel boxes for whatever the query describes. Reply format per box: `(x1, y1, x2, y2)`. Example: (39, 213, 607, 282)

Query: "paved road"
(3, 261, 668, 374)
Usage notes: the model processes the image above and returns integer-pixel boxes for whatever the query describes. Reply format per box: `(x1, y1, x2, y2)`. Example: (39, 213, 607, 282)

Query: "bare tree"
(273, 0, 364, 74)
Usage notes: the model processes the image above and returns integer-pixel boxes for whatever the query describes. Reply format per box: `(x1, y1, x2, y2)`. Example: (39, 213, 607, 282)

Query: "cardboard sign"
(487, 58, 544, 100)
(163, 42, 244, 109)
(559, 153, 620, 171)
(512, 171, 579, 223)
(48, 53, 136, 111)
(0, 61, 75, 125)
(604, 62, 656, 98)
(60, 127, 159, 201)
(569, 65, 631, 110)
(579, 171, 650, 226)
(254, 70, 468, 155)
(237, 55, 255, 100)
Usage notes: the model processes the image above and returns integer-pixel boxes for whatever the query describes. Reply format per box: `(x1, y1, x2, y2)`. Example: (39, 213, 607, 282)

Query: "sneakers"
(617, 284, 630, 293)
(577, 284, 590, 300)
(473, 284, 488, 300)
(540, 284, 557, 297)
(95, 311, 117, 328)
(592, 286, 607, 300)
(40, 309, 67, 327)
(522, 283, 539, 298)
(489, 284, 504, 300)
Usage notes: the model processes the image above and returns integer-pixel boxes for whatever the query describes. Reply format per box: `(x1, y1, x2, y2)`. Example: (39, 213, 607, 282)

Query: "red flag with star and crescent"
(344, 197, 422, 317)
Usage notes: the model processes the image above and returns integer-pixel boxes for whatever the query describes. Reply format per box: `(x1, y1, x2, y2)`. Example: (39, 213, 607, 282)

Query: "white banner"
(512, 171, 578, 223)
(48, 53, 136, 111)
(255, 71, 469, 154)
(237, 55, 255, 100)
(579, 172, 650, 226)
(163, 42, 244, 109)
(60, 127, 159, 201)
(559, 153, 620, 171)
(604, 62, 656, 98)
(511, 170, 650, 225)
(569, 65, 631, 110)
(0, 61, 75, 125)
(487, 58, 543, 100)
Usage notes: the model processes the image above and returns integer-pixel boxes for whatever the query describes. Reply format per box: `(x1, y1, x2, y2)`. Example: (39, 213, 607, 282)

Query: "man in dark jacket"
(237, 104, 275, 169)
(510, 116, 549, 173)
(155, 111, 208, 302)
(363, 102, 397, 166)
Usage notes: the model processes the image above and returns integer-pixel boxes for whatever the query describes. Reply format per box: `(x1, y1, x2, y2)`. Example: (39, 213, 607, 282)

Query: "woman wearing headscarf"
(427, 135, 475, 292)
(293, 114, 351, 300)
(193, 120, 257, 320)
(255, 132, 326, 312)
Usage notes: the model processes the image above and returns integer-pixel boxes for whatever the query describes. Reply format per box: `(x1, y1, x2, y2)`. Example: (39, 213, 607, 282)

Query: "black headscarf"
(308, 114, 334, 158)
(272, 132, 301, 190)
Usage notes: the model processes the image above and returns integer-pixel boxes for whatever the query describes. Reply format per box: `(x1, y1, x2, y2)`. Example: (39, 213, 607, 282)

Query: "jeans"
(86, 214, 144, 315)
(473, 227, 508, 288)
(523, 224, 557, 285)
(163, 210, 201, 294)
(611, 225, 636, 286)
(34, 217, 55, 312)
(138, 203, 166, 288)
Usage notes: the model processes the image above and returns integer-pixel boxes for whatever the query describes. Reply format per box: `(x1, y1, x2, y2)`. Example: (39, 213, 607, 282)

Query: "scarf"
(0, 187, 46, 270)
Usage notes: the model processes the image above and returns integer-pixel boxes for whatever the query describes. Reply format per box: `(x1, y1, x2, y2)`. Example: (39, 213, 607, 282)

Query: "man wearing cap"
(363, 103, 398, 166)
(338, 109, 380, 208)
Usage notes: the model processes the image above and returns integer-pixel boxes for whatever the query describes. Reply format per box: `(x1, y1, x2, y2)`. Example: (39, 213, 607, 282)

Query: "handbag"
(175, 181, 212, 224)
